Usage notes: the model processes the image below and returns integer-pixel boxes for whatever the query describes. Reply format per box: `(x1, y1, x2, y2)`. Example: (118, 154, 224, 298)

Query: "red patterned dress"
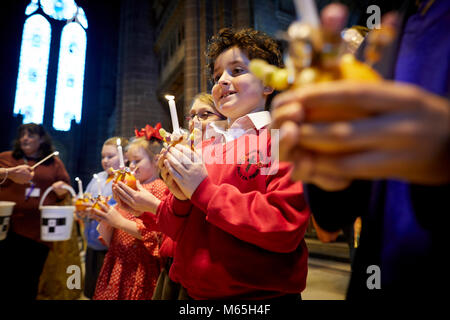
(93, 179, 168, 300)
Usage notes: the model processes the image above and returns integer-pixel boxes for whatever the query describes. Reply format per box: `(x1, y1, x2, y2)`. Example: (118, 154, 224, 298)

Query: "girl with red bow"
(90, 124, 168, 300)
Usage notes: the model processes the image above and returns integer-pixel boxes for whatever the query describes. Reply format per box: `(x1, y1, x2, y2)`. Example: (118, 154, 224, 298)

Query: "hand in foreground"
(157, 150, 188, 200)
(271, 81, 450, 190)
(111, 182, 140, 216)
(89, 201, 124, 229)
(6, 165, 34, 184)
(161, 144, 208, 199)
(112, 180, 161, 216)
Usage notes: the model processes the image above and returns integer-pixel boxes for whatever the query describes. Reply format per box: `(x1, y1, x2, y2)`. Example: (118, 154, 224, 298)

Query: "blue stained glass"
(13, 14, 51, 125)
(25, 0, 39, 15)
(41, 0, 77, 21)
(76, 7, 88, 29)
(52, 22, 86, 131)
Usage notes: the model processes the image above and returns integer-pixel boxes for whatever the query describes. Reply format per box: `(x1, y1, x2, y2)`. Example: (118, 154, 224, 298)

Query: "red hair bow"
(134, 123, 163, 141)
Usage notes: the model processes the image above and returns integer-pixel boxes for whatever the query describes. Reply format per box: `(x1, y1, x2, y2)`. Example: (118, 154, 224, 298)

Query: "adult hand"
(163, 144, 208, 199)
(271, 81, 450, 189)
(52, 181, 70, 197)
(157, 149, 189, 200)
(113, 180, 161, 215)
(6, 165, 34, 184)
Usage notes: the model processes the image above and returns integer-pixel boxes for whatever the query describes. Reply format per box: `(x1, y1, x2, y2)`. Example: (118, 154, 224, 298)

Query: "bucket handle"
(39, 184, 77, 208)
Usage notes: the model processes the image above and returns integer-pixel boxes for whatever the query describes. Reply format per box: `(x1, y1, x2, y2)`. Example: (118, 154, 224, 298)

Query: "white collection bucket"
(0, 201, 15, 241)
(39, 185, 76, 242)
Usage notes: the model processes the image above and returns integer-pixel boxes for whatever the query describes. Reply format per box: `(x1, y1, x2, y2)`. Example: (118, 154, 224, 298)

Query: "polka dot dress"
(93, 179, 168, 300)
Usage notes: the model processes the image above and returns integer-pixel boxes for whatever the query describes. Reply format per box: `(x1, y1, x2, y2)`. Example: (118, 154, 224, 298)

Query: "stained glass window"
(75, 7, 88, 29)
(52, 22, 86, 131)
(25, 0, 39, 16)
(41, 0, 77, 21)
(13, 14, 51, 124)
(14, 0, 88, 130)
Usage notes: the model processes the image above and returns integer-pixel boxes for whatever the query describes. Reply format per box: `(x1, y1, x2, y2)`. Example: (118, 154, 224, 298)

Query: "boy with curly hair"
(117, 28, 311, 300)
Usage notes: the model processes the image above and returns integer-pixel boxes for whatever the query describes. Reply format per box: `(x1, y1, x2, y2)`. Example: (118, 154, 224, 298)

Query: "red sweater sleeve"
(156, 192, 192, 241)
(190, 163, 310, 253)
(135, 215, 161, 254)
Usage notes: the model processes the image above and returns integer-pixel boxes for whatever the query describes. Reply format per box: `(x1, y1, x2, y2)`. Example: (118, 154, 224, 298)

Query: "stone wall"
(115, 0, 169, 138)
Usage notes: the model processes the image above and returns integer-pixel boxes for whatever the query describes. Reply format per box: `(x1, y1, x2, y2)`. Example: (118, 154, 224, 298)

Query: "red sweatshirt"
(156, 128, 311, 299)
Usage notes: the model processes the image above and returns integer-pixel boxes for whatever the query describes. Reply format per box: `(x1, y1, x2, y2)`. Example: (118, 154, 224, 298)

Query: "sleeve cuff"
(141, 211, 157, 222)
(172, 197, 193, 217)
(157, 193, 192, 218)
(190, 176, 219, 213)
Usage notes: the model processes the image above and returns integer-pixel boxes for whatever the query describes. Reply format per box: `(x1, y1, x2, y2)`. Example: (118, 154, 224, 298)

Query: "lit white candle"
(165, 94, 180, 134)
(116, 138, 125, 169)
(75, 177, 83, 198)
(31, 151, 59, 169)
(93, 174, 101, 196)
(294, 0, 320, 27)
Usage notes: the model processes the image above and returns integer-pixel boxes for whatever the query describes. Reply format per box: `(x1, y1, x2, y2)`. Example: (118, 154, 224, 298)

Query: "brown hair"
(206, 28, 283, 79)
(206, 28, 283, 109)
(12, 123, 55, 164)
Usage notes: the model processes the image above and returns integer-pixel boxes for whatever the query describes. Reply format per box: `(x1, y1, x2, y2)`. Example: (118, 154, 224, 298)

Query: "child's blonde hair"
(103, 136, 129, 148)
(190, 92, 224, 118)
(126, 137, 163, 164)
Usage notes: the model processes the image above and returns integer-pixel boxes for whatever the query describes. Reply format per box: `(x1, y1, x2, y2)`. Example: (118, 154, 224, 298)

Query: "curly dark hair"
(206, 28, 283, 110)
(12, 123, 55, 164)
(206, 27, 283, 80)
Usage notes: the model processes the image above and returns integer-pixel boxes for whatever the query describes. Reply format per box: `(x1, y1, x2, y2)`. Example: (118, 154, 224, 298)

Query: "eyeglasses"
(185, 111, 222, 122)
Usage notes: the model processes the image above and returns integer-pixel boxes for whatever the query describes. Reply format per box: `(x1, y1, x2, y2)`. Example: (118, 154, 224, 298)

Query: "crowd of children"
(1, 1, 448, 302)
(97, 26, 311, 301)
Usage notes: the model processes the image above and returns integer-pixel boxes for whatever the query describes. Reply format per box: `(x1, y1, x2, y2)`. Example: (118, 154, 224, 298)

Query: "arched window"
(13, 14, 51, 125)
(13, 0, 88, 131)
(53, 22, 86, 130)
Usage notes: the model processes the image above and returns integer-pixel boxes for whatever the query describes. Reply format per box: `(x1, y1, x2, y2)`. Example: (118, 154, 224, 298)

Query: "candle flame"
(116, 138, 121, 146)
(75, 177, 80, 182)
(165, 95, 175, 101)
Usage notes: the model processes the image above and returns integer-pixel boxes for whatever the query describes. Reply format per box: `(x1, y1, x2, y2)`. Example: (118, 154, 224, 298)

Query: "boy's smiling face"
(212, 46, 273, 124)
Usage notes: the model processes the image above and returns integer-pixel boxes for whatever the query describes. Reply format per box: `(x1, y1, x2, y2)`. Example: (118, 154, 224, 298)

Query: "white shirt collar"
(205, 111, 272, 143)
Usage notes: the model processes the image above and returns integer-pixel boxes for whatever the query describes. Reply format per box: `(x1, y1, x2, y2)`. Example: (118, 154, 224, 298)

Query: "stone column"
(115, 0, 166, 137)
(184, 0, 200, 115)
